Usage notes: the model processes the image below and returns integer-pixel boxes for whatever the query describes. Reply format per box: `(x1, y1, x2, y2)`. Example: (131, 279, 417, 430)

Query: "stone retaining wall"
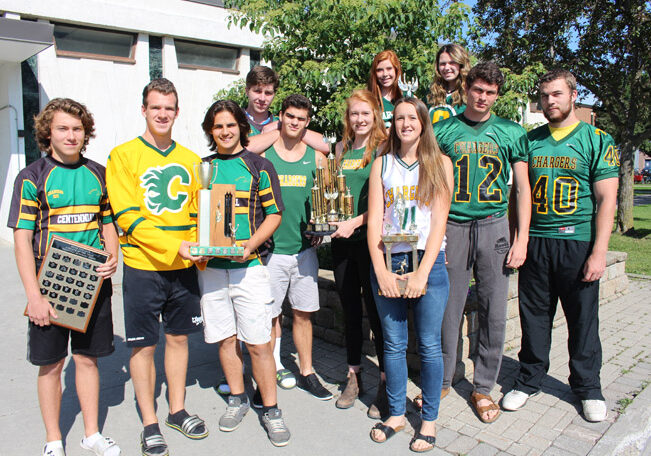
(282, 250, 628, 380)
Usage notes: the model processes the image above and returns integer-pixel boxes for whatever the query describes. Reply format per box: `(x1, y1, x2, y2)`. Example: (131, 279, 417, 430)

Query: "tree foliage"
(221, 0, 477, 135)
(474, 0, 651, 232)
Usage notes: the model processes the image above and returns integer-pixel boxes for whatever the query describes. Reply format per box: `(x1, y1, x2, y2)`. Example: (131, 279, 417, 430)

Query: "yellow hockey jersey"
(106, 136, 199, 271)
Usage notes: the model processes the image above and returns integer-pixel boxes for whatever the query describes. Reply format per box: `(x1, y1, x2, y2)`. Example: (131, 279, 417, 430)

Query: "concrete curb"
(589, 384, 651, 455)
(628, 273, 651, 281)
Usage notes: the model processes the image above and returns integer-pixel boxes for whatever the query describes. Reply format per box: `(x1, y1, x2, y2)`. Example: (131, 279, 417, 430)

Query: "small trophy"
(190, 160, 244, 257)
(380, 192, 424, 297)
(305, 138, 355, 236)
(398, 75, 419, 97)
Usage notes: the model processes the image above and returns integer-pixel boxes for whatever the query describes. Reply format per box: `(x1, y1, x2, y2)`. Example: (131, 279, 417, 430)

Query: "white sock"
(45, 440, 63, 450)
(82, 432, 101, 447)
(273, 337, 284, 370)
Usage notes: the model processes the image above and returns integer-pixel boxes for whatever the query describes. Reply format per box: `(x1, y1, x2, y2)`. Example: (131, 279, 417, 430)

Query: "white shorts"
(198, 265, 273, 345)
(266, 248, 320, 318)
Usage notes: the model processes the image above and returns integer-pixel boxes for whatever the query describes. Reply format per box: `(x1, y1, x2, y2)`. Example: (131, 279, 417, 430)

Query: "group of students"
(10, 43, 620, 456)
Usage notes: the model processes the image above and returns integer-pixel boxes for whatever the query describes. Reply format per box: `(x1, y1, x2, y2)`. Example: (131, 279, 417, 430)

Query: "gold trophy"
(306, 138, 354, 235)
(380, 192, 424, 296)
(190, 160, 244, 257)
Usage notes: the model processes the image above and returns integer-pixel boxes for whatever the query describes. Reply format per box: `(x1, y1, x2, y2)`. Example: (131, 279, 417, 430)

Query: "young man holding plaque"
(502, 70, 618, 422)
(198, 100, 291, 446)
(106, 79, 207, 456)
(261, 94, 332, 402)
(433, 63, 531, 423)
(9, 98, 121, 456)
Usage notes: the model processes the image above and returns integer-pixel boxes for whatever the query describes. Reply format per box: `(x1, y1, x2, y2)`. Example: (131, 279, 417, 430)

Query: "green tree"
(222, 0, 476, 136)
(474, 0, 651, 233)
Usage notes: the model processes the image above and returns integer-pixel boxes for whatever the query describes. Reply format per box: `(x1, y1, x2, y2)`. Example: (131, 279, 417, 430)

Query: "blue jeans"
(370, 250, 449, 421)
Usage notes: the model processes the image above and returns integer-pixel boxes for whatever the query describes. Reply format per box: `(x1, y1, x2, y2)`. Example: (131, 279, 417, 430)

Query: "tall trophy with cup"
(189, 160, 244, 257)
(380, 192, 425, 296)
(305, 138, 355, 236)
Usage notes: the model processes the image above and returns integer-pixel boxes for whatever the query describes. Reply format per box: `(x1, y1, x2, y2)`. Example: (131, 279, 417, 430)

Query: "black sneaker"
(252, 387, 263, 409)
(297, 373, 333, 400)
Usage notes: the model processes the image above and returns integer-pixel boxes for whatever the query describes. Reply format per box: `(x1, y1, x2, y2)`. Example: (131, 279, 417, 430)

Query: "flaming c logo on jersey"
(140, 164, 190, 215)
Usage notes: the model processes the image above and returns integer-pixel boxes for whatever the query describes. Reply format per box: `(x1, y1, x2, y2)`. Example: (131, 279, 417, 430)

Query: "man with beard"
(502, 69, 619, 422)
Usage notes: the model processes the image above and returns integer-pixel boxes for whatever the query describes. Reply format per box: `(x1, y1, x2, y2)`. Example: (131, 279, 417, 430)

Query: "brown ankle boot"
(367, 381, 389, 419)
(336, 371, 362, 409)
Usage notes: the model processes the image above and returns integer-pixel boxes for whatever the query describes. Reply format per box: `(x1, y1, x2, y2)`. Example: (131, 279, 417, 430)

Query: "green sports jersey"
(429, 94, 466, 125)
(204, 149, 284, 269)
(381, 90, 409, 129)
(246, 111, 278, 136)
(8, 156, 112, 260)
(266, 145, 316, 254)
(520, 122, 619, 241)
(433, 114, 527, 222)
(338, 146, 375, 242)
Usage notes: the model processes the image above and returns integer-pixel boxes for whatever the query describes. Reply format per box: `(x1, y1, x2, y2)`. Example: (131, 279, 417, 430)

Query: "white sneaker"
(502, 390, 536, 411)
(43, 442, 65, 456)
(582, 399, 607, 422)
(80, 434, 121, 456)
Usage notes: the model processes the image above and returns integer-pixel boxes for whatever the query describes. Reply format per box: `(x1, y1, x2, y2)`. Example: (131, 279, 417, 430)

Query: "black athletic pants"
(331, 238, 384, 372)
(514, 237, 604, 400)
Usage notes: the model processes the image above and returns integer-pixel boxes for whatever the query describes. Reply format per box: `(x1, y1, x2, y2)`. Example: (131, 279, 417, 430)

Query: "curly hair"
(201, 100, 250, 152)
(427, 44, 470, 107)
(466, 62, 505, 92)
(33, 98, 95, 154)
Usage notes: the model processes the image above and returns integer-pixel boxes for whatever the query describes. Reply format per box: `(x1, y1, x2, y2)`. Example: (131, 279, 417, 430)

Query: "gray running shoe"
(219, 395, 250, 432)
(262, 408, 291, 447)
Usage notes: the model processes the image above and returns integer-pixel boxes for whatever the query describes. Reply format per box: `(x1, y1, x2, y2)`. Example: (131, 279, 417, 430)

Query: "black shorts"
(27, 279, 115, 366)
(123, 264, 203, 347)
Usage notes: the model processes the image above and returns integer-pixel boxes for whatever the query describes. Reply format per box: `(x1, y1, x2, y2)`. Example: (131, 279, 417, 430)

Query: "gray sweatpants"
(441, 215, 510, 395)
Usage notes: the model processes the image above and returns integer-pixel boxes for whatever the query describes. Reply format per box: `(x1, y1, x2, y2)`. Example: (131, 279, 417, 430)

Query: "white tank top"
(381, 153, 446, 252)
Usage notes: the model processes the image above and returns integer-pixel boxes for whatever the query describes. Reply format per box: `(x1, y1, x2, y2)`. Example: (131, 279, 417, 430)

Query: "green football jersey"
(429, 94, 466, 125)
(266, 145, 316, 254)
(522, 122, 619, 241)
(433, 114, 527, 222)
(338, 146, 375, 242)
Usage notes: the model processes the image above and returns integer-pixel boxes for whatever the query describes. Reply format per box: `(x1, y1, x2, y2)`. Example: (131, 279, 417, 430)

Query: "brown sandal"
(470, 391, 501, 423)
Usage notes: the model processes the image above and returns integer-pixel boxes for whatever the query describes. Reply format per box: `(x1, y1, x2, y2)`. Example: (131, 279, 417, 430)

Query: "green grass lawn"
(609, 203, 651, 275)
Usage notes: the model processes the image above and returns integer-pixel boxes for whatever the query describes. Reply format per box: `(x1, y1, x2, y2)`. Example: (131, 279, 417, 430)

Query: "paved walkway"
(1, 240, 649, 455)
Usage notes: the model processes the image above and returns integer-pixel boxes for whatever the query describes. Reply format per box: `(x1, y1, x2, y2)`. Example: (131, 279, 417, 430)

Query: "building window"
(250, 50, 261, 70)
(53, 23, 136, 63)
(149, 35, 163, 80)
(175, 40, 239, 73)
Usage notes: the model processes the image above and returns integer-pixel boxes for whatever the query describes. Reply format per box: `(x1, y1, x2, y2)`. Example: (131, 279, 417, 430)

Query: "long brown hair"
(340, 90, 387, 168)
(427, 44, 470, 107)
(367, 50, 403, 110)
(379, 98, 450, 206)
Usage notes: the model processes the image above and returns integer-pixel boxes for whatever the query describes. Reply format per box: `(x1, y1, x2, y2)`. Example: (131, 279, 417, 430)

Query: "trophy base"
(190, 246, 245, 257)
(305, 223, 337, 237)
